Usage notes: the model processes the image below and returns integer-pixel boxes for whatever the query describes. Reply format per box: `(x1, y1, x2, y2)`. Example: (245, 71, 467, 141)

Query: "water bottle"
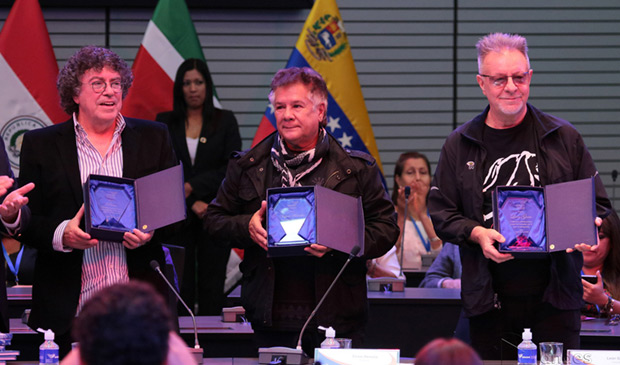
(517, 328, 537, 365)
(319, 326, 340, 349)
(38, 328, 59, 365)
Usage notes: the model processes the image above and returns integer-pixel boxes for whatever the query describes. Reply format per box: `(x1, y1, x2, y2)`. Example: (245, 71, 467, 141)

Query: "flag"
(0, 0, 68, 175)
(121, 0, 221, 121)
(251, 0, 384, 174)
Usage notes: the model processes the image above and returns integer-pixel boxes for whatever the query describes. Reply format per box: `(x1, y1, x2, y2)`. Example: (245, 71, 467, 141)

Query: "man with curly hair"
(18, 46, 177, 357)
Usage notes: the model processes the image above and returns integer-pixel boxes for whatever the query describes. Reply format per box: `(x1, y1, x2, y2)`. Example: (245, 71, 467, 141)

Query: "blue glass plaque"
(89, 180, 136, 232)
(496, 188, 546, 252)
(268, 189, 316, 246)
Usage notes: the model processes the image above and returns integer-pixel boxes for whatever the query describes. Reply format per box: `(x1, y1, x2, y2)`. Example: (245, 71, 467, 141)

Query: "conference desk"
(7, 286, 620, 361)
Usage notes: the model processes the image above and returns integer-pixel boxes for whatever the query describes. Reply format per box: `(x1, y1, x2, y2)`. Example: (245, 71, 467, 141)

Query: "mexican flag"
(121, 0, 221, 121)
(0, 0, 68, 175)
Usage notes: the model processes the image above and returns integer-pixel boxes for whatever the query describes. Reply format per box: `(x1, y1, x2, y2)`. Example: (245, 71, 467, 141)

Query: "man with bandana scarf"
(205, 67, 398, 355)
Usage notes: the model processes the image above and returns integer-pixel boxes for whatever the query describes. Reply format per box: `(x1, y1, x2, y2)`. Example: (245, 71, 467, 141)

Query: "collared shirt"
(52, 113, 128, 312)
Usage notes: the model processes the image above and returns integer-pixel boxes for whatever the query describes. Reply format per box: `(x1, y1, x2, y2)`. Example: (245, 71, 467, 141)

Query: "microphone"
(150, 260, 203, 362)
(258, 245, 361, 365)
(399, 186, 411, 278)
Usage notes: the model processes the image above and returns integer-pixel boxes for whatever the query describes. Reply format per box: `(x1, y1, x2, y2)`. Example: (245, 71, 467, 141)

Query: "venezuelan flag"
(251, 0, 384, 174)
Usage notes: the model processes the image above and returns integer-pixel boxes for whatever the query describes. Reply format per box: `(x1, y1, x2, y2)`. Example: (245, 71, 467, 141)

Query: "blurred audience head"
(391, 151, 431, 205)
(415, 337, 482, 365)
(72, 281, 172, 365)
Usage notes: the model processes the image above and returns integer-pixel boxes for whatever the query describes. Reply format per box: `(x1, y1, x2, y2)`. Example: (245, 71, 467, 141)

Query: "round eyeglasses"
(86, 80, 122, 93)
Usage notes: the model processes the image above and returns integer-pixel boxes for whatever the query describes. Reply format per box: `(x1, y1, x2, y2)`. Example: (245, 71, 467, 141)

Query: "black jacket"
(205, 132, 398, 334)
(156, 108, 241, 209)
(429, 104, 612, 317)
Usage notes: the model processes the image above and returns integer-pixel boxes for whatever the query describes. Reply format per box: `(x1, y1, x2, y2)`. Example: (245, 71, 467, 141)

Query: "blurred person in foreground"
(156, 58, 241, 315)
(428, 32, 612, 359)
(18, 46, 177, 357)
(61, 281, 194, 365)
(414, 337, 482, 365)
(204, 67, 398, 355)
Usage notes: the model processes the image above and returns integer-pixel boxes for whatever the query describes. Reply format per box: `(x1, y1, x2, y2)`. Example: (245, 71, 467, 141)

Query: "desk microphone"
(258, 245, 361, 365)
(399, 186, 411, 278)
(150, 260, 203, 361)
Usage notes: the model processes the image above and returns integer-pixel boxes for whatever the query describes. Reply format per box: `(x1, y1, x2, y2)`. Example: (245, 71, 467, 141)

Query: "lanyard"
(2, 240, 24, 285)
(410, 217, 430, 252)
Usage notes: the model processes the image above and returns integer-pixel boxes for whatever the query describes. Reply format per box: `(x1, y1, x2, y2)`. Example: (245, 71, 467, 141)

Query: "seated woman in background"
(392, 151, 442, 270)
(156, 58, 241, 315)
(368, 152, 442, 277)
(582, 211, 620, 317)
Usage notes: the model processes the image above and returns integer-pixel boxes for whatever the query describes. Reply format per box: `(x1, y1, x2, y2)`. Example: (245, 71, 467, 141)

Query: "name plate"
(568, 349, 620, 365)
(314, 348, 400, 365)
(493, 178, 597, 254)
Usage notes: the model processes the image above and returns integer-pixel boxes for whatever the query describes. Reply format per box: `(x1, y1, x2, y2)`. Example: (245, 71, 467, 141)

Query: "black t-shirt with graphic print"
(481, 111, 550, 296)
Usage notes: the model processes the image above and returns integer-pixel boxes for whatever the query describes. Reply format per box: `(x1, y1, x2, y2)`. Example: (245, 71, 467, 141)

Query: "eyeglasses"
(479, 71, 530, 88)
(86, 80, 122, 93)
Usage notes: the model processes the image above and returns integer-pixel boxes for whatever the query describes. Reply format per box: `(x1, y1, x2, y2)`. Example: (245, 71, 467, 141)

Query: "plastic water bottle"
(517, 328, 537, 365)
(319, 326, 340, 349)
(38, 328, 59, 365)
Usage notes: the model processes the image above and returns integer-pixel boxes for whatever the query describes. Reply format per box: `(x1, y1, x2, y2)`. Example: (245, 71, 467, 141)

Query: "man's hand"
(123, 229, 153, 250)
(304, 243, 331, 258)
(249, 200, 267, 250)
(0, 182, 35, 223)
(191, 200, 208, 218)
(470, 226, 513, 263)
(570, 217, 603, 253)
(63, 205, 98, 250)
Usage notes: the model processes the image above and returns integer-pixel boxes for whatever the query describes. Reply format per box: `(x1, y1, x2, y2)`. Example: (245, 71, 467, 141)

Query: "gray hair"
(476, 33, 530, 73)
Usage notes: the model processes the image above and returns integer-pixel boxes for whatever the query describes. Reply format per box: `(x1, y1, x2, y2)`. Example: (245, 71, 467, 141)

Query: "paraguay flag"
(0, 0, 68, 175)
(251, 0, 384, 174)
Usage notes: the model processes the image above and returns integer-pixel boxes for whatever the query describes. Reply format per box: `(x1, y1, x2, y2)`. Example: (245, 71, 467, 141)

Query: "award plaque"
(493, 177, 597, 254)
(266, 185, 364, 257)
(495, 188, 546, 252)
(84, 164, 187, 242)
(89, 180, 136, 232)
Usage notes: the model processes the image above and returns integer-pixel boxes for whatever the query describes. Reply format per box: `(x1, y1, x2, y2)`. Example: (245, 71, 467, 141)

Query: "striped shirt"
(52, 113, 129, 313)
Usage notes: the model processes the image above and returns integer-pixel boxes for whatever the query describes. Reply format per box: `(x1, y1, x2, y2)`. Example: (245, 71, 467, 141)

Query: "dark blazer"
(18, 117, 176, 336)
(0, 138, 31, 333)
(155, 108, 241, 209)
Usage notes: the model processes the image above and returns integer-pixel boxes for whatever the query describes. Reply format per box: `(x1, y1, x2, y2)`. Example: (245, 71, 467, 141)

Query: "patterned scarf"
(270, 128, 329, 187)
